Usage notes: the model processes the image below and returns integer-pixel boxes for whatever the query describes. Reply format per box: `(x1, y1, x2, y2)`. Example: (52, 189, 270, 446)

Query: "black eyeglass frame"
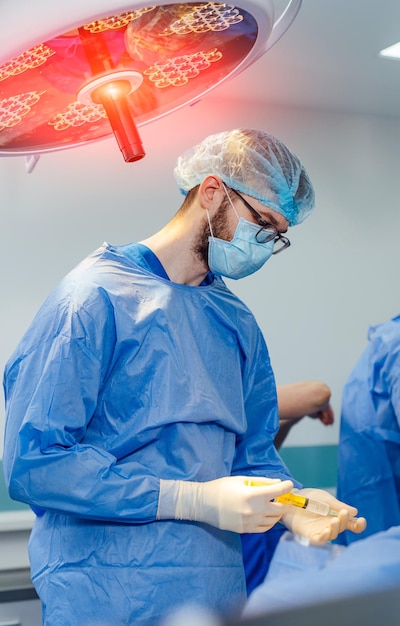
(231, 189, 291, 254)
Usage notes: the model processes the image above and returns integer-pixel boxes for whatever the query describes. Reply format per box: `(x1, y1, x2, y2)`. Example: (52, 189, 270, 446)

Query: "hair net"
(174, 129, 315, 226)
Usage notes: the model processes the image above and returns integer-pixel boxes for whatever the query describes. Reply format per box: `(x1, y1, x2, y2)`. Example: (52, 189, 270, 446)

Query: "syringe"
(275, 492, 338, 516)
(244, 480, 339, 516)
(244, 480, 365, 531)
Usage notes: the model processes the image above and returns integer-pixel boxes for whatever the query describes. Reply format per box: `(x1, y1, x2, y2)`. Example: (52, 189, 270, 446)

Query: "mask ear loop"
(207, 184, 240, 238)
(222, 183, 240, 220)
(206, 209, 214, 238)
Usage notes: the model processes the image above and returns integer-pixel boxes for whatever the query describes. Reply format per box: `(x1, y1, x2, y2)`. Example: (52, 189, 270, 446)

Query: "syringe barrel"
(305, 498, 330, 516)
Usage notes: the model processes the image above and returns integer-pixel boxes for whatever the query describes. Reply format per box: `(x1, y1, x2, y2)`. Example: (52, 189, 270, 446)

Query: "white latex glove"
(281, 487, 367, 545)
(156, 476, 294, 533)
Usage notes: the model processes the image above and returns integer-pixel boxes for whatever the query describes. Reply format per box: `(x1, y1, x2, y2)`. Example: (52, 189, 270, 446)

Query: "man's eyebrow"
(260, 210, 288, 233)
(264, 212, 278, 226)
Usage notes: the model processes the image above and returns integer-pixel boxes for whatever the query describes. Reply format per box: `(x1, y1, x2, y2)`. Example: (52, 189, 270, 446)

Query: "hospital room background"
(1, 0, 400, 621)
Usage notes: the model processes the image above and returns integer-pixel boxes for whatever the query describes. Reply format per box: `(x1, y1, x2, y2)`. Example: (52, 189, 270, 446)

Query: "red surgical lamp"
(0, 1, 302, 169)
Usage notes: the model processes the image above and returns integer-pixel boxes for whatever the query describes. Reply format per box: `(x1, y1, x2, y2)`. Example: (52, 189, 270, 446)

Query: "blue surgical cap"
(174, 128, 315, 226)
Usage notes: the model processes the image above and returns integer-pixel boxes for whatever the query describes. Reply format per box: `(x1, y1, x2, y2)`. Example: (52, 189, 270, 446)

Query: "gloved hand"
(281, 487, 367, 545)
(156, 476, 294, 533)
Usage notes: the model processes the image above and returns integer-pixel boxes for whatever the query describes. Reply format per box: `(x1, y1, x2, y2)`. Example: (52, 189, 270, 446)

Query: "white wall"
(1, 95, 400, 458)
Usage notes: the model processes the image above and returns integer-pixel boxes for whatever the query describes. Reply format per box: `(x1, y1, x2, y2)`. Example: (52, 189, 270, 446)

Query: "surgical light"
(0, 1, 302, 165)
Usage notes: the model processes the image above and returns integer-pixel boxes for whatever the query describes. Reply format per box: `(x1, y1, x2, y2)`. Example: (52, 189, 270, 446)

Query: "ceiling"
(218, 0, 400, 119)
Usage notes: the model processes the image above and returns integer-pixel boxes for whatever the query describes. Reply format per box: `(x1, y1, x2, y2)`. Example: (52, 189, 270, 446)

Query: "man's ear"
(198, 175, 225, 212)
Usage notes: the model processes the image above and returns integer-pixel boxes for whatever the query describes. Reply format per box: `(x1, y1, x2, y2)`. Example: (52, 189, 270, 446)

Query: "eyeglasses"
(231, 190, 290, 254)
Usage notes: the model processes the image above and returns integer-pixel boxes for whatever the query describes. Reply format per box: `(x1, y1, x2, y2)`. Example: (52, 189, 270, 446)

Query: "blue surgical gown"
(3, 242, 294, 626)
(337, 315, 400, 545)
(244, 526, 400, 618)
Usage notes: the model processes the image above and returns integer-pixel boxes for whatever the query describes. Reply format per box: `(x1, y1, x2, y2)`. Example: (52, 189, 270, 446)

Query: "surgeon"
(2, 129, 365, 626)
(337, 314, 400, 545)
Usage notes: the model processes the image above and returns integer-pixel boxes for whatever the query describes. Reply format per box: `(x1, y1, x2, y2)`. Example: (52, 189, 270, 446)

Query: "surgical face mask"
(207, 188, 274, 279)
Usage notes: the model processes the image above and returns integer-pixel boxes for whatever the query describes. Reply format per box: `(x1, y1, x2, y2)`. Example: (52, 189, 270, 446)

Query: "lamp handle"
(267, 0, 303, 50)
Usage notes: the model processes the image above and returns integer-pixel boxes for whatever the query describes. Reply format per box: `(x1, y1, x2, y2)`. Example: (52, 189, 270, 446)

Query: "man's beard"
(192, 200, 232, 267)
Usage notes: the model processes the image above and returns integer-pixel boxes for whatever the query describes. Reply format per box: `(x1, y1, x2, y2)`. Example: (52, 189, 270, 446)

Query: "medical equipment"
(246, 481, 338, 516)
(0, 1, 302, 166)
(276, 493, 365, 532)
(275, 492, 338, 516)
(245, 481, 364, 533)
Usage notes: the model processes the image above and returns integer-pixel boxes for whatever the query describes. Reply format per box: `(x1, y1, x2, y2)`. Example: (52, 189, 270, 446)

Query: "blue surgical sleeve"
(3, 286, 160, 522)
